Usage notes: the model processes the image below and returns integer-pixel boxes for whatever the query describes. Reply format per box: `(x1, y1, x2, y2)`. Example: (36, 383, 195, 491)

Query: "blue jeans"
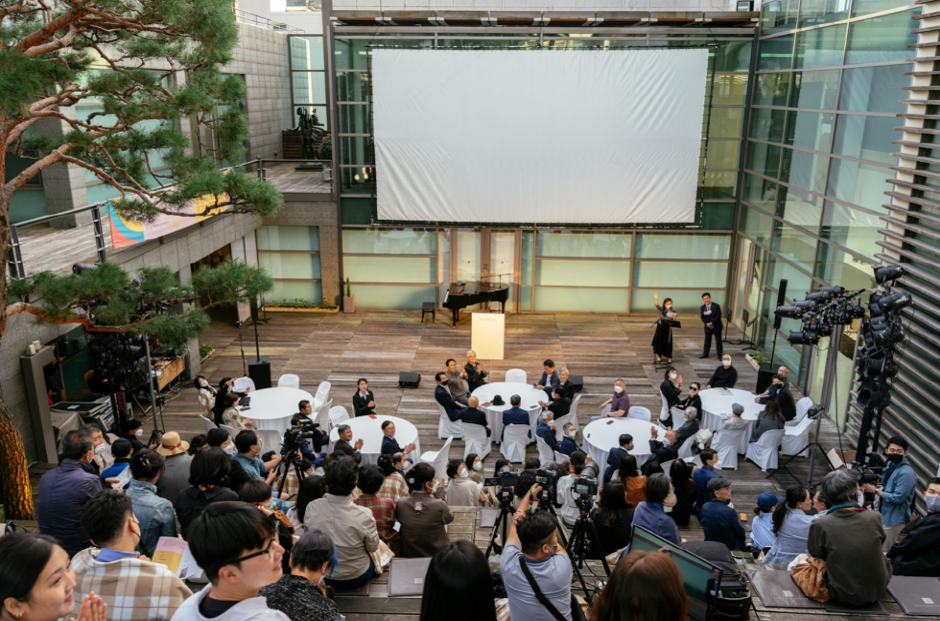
(325, 558, 375, 590)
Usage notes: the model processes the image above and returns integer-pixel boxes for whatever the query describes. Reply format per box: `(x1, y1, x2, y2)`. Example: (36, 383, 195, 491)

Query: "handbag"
(518, 556, 585, 621)
(369, 540, 395, 574)
(791, 557, 830, 602)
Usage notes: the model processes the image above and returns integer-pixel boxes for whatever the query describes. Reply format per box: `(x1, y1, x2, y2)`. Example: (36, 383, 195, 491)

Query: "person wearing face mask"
(397, 463, 454, 558)
(706, 355, 737, 389)
(80, 424, 113, 474)
(763, 485, 815, 565)
(599, 379, 630, 418)
(37, 430, 105, 557)
(444, 459, 485, 507)
(675, 382, 703, 421)
(74, 490, 192, 620)
(559, 423, 582, 456)
(644, 428, 679, 477)
(659, 368, 682, 424)
(195, 375, 217, 418)
(175, 447, 240, 538)
(465, 453, 485, 484)
(755, 372, 796, 421)
(652, 293, 677, 364)
(699, 292, 723, 360)
(701, 478, 747, 552)
(376, 453, 410, 504)
(122, 419, 147, 454)
(887, 477, 940, 576)
(631, 473, 682, 546)
(863, 436, 918, 552)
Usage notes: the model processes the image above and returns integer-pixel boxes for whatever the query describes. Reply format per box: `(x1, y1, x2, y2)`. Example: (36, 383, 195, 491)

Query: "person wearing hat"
(100, 438, 134, 480)
(157, 432, 195, 504)
(156, 431, 190, 457)
(501, 394, 529, 441)
(721, 403, 750, 431)
(751, 491, 782, 551)
(700, 477, 747, 552)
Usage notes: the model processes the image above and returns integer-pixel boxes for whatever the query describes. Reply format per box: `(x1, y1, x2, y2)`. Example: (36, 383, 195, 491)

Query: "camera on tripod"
(283, 419, 320, 451)
(534, 466, 559, 509)
(485, 466, 520, 498)
(573, 460, 600, 511)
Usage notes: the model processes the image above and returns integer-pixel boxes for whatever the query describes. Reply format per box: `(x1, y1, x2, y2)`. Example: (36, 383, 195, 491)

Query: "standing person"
(763, 485, 814, 565)
(355, 465, 401, 555)
(534, 359, 559, 399)
(125, 449, 177, 556)
(699, 292, 723, 359)
(37, 429, 104, 557)
(464, 350, 488, 392)
(376, 453, 410, 505)
(887, 477, 940, 576)
(75, 490, 192, 620)
(170, 502, 289, 621)
(652, 293, 677, 364)
(445, 358, 470, 405)
(599, 380, 630, 418)
(195, 375, 216, 419)
(259, 530, 343, 621)
(706, 355, 738, 389)
(419, 540, 497, 621)
(862, 436, 917, 552)
(352, 378, 376, 418)
(397, 463, 454, 558)
(668, 460, 697, 528)
(0, 532, 108, 621)
(659, 368, 682, 421)
(444, 459, 485, 507)
(589, 551, 689, 621)
(701, 478, 747, 552)
(174, 447, 240, 538)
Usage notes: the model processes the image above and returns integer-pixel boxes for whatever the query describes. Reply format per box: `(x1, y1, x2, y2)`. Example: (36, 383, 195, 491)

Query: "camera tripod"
(274, 445, 307, 500)
(565, 503, 611, 604)
(485, 490, 517, 558)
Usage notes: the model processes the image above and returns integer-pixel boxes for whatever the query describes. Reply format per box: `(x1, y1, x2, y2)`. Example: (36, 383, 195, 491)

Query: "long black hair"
(596, 480, 634, 527)
(0, 532, 62, 610)
(419, 540, 497, 621)
(296, 476, 327, 524)
(772, 485, 809, 535)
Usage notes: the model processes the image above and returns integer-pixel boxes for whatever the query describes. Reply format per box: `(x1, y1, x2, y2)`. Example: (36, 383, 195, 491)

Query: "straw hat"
(156, 431, 190, 456)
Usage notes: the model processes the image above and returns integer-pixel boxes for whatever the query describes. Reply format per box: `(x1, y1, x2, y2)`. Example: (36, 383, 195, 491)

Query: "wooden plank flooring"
(29, 310, 902, 620)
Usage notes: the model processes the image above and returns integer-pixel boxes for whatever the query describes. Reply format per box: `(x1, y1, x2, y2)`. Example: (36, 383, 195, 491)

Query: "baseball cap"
(707, 477, 732, 492)
(731, 403, 744, 416)
(758, 491, 784, 511)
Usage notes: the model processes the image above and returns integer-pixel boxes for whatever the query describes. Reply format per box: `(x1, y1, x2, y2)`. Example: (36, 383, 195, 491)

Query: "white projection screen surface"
(372, 49, 709, 224)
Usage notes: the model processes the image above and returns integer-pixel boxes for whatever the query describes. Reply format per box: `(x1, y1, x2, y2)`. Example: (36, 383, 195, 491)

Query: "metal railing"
(234, 8, 304, 33)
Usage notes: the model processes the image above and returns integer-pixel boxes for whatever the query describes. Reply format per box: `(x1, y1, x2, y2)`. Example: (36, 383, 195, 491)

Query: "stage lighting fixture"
(875, 265, 904, 285)
(788, 330, 819, 345)
(819, 286, 845, 296)
(794, 300, 818, 310)
(805, 291, 829, 302)
(775, 305, 803, 318)
(72, 263, 98, 275)
(879, 291, 913, 312)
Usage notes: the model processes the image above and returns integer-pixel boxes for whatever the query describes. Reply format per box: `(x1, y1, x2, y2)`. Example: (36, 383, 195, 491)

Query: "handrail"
(233, 8, 305, 33)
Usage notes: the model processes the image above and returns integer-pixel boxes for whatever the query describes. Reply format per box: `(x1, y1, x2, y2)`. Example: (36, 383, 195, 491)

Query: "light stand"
(143, 338, 166, 446)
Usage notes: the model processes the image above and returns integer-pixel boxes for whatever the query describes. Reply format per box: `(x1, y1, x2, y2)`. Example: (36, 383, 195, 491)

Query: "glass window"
(537, 288, 629, 313)
(702, 171, 738, 199)
(775, 185, 824, 232)
(344, 256, 435, 283)
(342, 228, 435, 254)
(334, 38, 369, 71)
(292, 105, 328, 131)
(339, 167, 375, 194)
(535, 231, 632, 258)
(632, 262, 727, 288)
(746, 141, 783, 178)
(701, 140, 742, 169)
(521, 231, 534, 311)
(705, 108, 744, 138)
(761, 0, 799, 34)
(740, 205, 774, 246)
(753, 73, 791, 107)
(338, 104, 370, 135)
(767, 255, 814, 300)
(826, 158, 893, 212)
(710, 75, 750, 106)
(795, 24, 847, 69)
(772, 221, 818, 272)
(336, 72, 370, 102)
(838, 65, 910, 114)
(701, 202, 736, 230)
(799, 0, 851, 27)
(750, 107, 786, 143)
(338, 136, 372, 165)
(534, 259, 630, 287)
(744, 173, 778, 212)
(290, 36, 324, 71)
(853, 0, 910, 17)
(292, 72, 327, 105)
(341, 198, 372, 224)
(257, 226, 319, 251)
(780, 147, 829, 194)
(815, 240, 876, 289)
(758, 35, 795, 71)
(635, 233, 731, 259)
(845, 11, 919, 65)
(789, 70, 841, 110)
(352, 284, 436, 310)
(713, 40, 753, 72)
(832, 114, 899, 165)
(269, 281, 323, 304)
(785, 111, 834, 152)
(259, 254, 321, 280)
(820, 200, 883, 259)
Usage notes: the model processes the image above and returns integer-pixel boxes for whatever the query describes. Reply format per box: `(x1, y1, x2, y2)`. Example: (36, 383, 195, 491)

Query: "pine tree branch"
(5, 302, 136, 333)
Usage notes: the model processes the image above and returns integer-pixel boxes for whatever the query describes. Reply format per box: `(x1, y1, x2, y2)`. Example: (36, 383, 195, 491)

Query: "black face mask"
(886, 453, 904, 465)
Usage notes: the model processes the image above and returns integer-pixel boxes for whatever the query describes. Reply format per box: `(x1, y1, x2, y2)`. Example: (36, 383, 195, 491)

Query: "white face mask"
(669, 373, 677, 381)
(431, 480, 439, 494)
(473, 462, 482, 471)
(568, 430, 577, 438)
(200, 380, 208, 388)
(665, 304, 672, 310)
(94, 443, 108, 454)
(614, 386, 623, 394)
(223, 443, 237, 455)
(459, 469, 469, 479)
(135, 429, 143, 437)
(722, 360, 731, 367)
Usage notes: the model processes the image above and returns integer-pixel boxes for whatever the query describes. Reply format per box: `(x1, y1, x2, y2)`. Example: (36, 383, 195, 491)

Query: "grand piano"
(443, 281, 510, 327)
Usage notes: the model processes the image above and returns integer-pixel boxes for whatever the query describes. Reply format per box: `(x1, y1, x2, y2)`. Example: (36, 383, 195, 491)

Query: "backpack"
(682, 541, 752, 621)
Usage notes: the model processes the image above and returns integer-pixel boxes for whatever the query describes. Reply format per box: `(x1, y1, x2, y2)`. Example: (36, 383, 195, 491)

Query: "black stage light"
(879, 291, 913, 312)
(875, 265, 904, 285)
(789, 330, 819, 345)
(806, 292, 829, 301)
(794, 300, 818, 310)
(776, 305, 803, 318)
(72, 263, 98, 275)
(819, 286, 845, 296)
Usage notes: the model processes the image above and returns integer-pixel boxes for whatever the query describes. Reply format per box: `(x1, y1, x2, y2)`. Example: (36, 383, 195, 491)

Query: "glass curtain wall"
(257, 225, 323, 303)
(738, 0, 916, 386)
(290, 36, 329, 130)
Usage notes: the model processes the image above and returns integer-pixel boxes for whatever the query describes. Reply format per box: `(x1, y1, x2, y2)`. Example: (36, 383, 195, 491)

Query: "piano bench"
(421, 302, 435, 323)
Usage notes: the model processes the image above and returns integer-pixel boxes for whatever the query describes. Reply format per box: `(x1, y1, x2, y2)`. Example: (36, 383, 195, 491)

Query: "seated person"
(764, 485, 814, 565)
(604, 434, 635, 482)
(645, 428, 679, 475)
(535, 409, 560, 452)
(756, 370, 796, 422)
(888, 477, 940, 576)
(557, 455, 585, 527)
(458, 397, 491, 437)
(674, 407, 700, 448)
(354, 465, 401, 556)
(445, 358, 470, 405)
(444, 458, 485, 507)
(538, 385, 570, 419)
(221, 392, 254, 429)
(464, 350, 488, 391)
(751, 401, 785, 443)
(631, 473, 681, 546)
(751, 491, 780, 551)
(100, 438, 133, 480)
(555, 368, 576, 401)
(76, 489, 192, 619)
(434, 372, 463, 421)
(701, 478, 747, 552)
(352, 378, 376, 417)
(659, 369, 682, 427)
(234, 430, 282, 483)
(599, 380, 630, 418)
(804, 470, 892, 605)
(259, 529, 343, 621)
(706, 355, 738, 389)
(589, 480, 635, 558)
(123, 418, 148, 453)
(675, 383, 702, 419)
(692, 449, 721, 512)
(332, 424, 364, 463)
(613, 454, 646, 509)
(237, 480, 296, 572)
(559, 423, 581, 456)
(380, 420, 416, 456)
(534, 359, 559, 399)
(398, 463, 453, 558)
(502, 394, 530, 440)
(721, 403, 750, 431)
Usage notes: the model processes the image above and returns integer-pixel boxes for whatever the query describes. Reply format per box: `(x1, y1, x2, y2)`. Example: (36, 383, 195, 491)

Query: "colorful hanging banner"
(108, 189, 229, 249)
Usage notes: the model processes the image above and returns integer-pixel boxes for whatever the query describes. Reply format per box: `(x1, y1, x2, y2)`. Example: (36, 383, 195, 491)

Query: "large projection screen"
(372, 49, 709, 224)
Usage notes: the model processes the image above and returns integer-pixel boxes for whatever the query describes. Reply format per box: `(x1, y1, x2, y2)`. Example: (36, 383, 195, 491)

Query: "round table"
(328, 415, 421, 466)
(471, 382, 546, 442)
(699, 387, 762, 453)
(237, 387, 313, 432)
(582, 418, 665, 484)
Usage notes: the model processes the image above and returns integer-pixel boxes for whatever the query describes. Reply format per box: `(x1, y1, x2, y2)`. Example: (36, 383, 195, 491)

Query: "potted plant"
(343, 277, 355, 313)
(745, 349, 767, 372)
(199, 343, 215, 362)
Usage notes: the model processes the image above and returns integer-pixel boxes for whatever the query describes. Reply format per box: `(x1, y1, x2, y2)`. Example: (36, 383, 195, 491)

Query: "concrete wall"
(237, 0, 325, 34)
(330, 0, 735, 9)
(263, 200, 340, 303)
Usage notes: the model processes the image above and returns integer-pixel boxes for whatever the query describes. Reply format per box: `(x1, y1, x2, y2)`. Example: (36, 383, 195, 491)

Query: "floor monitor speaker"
(248, 356, 272, 390)
(399, 372, 421, 388)
(568, 375, 584, 392)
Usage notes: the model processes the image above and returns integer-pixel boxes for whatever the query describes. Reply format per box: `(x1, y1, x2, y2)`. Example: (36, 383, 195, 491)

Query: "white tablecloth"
(471, 382, 545, 442)
(328, 415, 421, 466)
(582, 418, 665, 484)
(238, 387, 314, 432)
(699, 387, 761, 453)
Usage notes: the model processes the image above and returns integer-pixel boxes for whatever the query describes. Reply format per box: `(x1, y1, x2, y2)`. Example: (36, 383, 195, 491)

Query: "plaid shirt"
(271, 470, 301, 500)
(377, 471, 409, 505)
(355, 493, 401, 555)
(70, 548, 192, 621)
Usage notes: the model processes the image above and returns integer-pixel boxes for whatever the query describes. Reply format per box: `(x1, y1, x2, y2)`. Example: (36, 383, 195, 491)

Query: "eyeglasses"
(227, 523, 279, 565)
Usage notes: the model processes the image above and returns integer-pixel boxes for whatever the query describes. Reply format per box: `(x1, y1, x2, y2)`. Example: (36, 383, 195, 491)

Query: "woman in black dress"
(652, 292, 677, 364)
(659, 367, 682, 428)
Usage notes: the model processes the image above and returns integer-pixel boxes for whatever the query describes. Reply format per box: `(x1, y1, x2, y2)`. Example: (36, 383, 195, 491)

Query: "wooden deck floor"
(31, 310, 910, 620)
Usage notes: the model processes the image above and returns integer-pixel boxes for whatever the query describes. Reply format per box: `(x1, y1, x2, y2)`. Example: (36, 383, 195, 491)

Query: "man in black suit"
(464, 350, 488, 391)
(539, 385, 570, 420)
(458, 397, 491, 437)
(502, 394, 530, 440)
(333, 424, 363, 463)
(352, 378, 376, 417)
(604, 433, 635, 482)
(555, 368, 576, 401)
(380, 420, 415, 456)
(434, 372, 463, 421)
(534, 359, 560, 399)
(757, 374, 797, 421)
(700, 292, 724, 359)
(645, 427, 680, 475)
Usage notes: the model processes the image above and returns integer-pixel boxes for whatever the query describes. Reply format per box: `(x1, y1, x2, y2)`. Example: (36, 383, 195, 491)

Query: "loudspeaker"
(568, 375, 584, 393)
(773, 279, 788, 330)
(755, 366, 775, 395)
(248, 356, 272, 389)
(399, 372, 421, 388)
(250, 299, 260, 322)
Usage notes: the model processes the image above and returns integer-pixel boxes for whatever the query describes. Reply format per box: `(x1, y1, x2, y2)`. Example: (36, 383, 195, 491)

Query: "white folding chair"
(436, 402, 464, 439)
(781, 416, 813, 456)
(601, 403, 612, 416)
(567, 394, 582, 432)
(239, 377, 257, 393)
(712, 427, 748, 470)
(199, 414, 218, 432)
(312, 399, 332, 430)
(659, 391, 671, 425)
(313, 381, 331, 409)
(677, 434, 697, 461)
(535, 435, 555, 466)
(628, 406, 652, 421)
(500, 425, 528, 463)
(659, 459, 676, 475)
(788, 397, 814, 426)
(420, 436, 454, 481)
(329, 406, 350, 427)
(553, 410, 578, 443)
(554, 451, 569, 464)
(220, 424, 240, 440)
(255, 428, 282, 458)
(505, 369, 527, 384)
(746, 429, 786, 472)
(462, 424, 491, 460)
(277, 374, 300, 389)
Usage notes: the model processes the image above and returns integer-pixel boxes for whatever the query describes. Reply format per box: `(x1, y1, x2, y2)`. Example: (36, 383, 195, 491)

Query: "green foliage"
(747, 350, 767, 366)
(267, 298, 337, 309)
(199, 343, 215, 359)
(345, 276, 352, 297)
(318, 134, 332, 160)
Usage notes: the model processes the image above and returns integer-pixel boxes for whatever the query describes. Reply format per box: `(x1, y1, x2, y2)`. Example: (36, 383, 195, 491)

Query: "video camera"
(534, 466, 559, 509)
(485, 466, 521, 506)
(283, 419, 320, 451)
(573, 460, 600, 511)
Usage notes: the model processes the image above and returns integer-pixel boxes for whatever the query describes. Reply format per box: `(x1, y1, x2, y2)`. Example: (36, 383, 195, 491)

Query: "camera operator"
(500, 483, 575, 621)
(296, 403, 330, 452)
(862, 436, 917, 552)
(286, 413, 328, 467)
(556, 453, 586, 528)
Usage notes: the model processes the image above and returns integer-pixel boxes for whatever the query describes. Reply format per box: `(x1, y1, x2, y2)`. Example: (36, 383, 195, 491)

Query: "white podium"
(471, 312, 505, 360)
